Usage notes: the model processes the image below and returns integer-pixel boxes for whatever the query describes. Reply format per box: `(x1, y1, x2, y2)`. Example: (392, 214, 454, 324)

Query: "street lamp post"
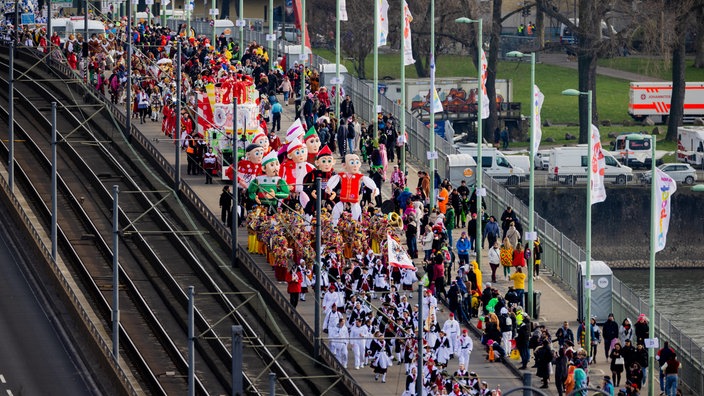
(507, 50, 535, 318)
(455, 16, 482, 268)
(562, 88, 593, 357)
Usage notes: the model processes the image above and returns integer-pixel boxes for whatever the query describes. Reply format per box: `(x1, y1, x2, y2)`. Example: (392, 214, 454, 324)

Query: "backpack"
(346, 126, 355, 139)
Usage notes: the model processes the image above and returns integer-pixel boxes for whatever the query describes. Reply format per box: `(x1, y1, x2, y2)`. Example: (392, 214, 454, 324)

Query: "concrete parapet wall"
(511, 186, 704, 267)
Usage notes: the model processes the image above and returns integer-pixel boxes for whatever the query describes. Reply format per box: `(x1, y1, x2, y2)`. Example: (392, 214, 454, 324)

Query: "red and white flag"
(387, 234, 416, 269)
(197, 92, 214, 135)
(654, 168, 677, 252)
(590, 124, 607, 204)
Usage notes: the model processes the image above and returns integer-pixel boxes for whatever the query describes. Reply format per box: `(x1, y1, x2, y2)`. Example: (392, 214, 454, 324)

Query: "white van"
(506, 155, 531, 174)
(49, 17, 70, 42)
(66, 18, 106, 40)
(549, 145, 633, 185)
(456, 144, 526, 185)
(610, 133, 653, 169)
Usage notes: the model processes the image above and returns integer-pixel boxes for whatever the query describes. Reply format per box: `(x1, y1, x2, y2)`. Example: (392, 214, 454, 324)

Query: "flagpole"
(373, 0, 379, 141)
(527, 52, 535, 318)
(475, 20, 482, 269)
(300, 0, 306, 111)
(399, 1, 406, 175)
(335, 0, 340, 124)
(428, 0, 435, 209)
(648, 138, 656, 396)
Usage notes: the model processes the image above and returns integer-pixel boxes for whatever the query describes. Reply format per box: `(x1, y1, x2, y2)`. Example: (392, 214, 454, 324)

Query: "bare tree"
(694, 2, 704, 68)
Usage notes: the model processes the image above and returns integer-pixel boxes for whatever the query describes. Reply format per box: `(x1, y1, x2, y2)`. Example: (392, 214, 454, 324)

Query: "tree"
(538, 0, 609, 144)
(666, 0, 698, 141)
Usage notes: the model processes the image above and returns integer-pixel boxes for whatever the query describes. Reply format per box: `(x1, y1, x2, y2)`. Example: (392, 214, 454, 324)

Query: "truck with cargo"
(677, 126, 704, 168)
(628, 82, 704, 123)
(549, 145, 633, 185)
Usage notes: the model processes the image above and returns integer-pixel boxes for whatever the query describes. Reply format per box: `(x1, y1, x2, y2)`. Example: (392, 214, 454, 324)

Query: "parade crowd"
(3, 11, 684, 396)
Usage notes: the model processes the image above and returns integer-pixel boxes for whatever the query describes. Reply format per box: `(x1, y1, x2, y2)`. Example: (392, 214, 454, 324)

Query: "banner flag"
(402, 0, 414, 65)
(430, 55, 443, 113)
(340, 0, 348, 21)
(533, 85, 544, 153)
(387, 234, 416, 269)
(378, 0, 389, 47)
(654, 168, 677, 252)
(590, 124, 607, 204)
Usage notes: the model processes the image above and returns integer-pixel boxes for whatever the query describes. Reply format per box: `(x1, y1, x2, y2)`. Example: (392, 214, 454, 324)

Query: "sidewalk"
(540, 53, 665, 82)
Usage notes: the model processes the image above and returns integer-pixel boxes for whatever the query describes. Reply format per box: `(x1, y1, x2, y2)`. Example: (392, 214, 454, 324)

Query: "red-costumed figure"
(326, 153, 378, 224)
(301, 145, 337, 215)
(233, 73, 254, 104)
(235, 143, 264, 189)
(279, 137, 315, 209)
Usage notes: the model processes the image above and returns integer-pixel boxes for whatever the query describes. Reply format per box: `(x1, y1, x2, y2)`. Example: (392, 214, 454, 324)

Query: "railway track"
(0, 43, 350, 395)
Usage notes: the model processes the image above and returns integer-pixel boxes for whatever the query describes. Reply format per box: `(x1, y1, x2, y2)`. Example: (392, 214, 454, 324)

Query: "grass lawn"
(314, 48, 633, 124)
(598, 56, 704, 81)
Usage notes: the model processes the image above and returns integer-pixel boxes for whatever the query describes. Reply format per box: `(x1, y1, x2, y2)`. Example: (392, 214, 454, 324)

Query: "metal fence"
(482, 174, 704, 395)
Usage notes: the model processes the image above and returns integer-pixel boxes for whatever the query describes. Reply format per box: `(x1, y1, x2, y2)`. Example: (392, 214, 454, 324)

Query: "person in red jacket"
(286, 266, 303, 308)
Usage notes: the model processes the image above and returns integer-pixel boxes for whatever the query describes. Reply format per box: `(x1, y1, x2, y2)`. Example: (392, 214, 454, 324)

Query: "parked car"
(641, 163, 698, 185)
(534, 150, 550, 170)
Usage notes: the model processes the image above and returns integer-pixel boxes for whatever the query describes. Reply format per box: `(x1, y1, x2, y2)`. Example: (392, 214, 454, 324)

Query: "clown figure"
(247, 151, 290, 214)
(250, 131, 271, 155)
(302, 145, 337, 215)
(303, 126, 321, 164)
(326, 154, 378, 223)
(279, 137, 316, 204)
(236, 143, 264, 189)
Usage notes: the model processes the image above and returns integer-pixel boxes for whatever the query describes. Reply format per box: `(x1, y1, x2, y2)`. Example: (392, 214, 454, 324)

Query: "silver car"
(641, 163, 698, 184)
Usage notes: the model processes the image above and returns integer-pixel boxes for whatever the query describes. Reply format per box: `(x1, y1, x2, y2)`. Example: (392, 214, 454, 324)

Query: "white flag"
(590, 124, 607, 204)
(339, 0, 348, 21)
(377, 0, 389, 47)
(430, 55, 443, 113)
(402, 0, 415, 65)
(533, 85, 545, 154)
(480, 48, 490, 120)
(387, 234, 416, 269)
(654, 168, 677, 252)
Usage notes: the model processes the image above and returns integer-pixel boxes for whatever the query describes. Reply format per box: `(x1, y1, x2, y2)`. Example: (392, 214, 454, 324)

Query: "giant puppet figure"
(279, 137, 315, 206)
(303, 126, 321, 165)
(326, 153, 378, 223)
(302, 145, 337, 215)
(248, 151, 290, 214)
(227, 143, 264, 190)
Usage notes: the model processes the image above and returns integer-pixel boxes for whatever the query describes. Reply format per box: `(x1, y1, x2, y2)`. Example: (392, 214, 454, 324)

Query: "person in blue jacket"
(456, 232, 471, 267)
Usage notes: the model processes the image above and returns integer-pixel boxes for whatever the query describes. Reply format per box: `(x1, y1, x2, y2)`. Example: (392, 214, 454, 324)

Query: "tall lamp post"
(507, 50, 535, 317)
(455, 16, 483, 268)
(562, 88, 593, 355)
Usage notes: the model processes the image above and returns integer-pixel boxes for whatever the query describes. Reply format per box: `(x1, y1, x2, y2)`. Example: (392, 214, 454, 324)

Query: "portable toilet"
(577, 260, 613, 324)
(446, 154, 477, 188)
(317, 63, 349, 88)
(283, 45, 312, 69)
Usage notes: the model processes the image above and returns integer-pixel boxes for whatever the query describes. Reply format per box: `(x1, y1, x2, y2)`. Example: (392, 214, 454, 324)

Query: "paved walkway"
(540, 52, 665, 82)
(129, 89, 658, 394)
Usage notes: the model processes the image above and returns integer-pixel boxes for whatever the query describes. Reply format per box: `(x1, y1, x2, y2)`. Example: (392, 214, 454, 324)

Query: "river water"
(612, 268, 704, 346)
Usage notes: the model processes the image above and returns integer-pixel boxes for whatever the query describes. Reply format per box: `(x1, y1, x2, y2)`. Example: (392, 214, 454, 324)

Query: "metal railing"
(482, 174, 704, 395)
